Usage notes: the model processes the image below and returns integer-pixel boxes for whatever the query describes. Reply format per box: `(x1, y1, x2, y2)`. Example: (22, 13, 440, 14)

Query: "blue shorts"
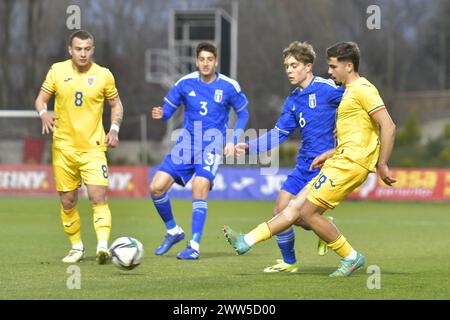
(158, 139, 222, 187)
(281, 157, 320, 196)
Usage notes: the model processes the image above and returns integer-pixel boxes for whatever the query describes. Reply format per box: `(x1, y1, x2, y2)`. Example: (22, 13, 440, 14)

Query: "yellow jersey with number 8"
(41, 59, 119, 152)
(335, 77, 385, 172)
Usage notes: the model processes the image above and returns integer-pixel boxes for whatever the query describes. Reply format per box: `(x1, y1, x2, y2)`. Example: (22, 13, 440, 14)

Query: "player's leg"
(224, 185, 330, 253)
(79, 151, 111, 264)
(263, 190, 299, 273)
(317, 216, 335, 256)
(86, 184, 111, 264)
(299, 158, 369, 276)
(52, 147, 84, 263)
(59, 189, 85, 263)
(176, 176, 210, 260)
(224, 186, 309, 255)
(225, 157, 368, 276)
(150, 166, 186, 256)
(177, 147, 220, 260)
(298, 199, 364, 277)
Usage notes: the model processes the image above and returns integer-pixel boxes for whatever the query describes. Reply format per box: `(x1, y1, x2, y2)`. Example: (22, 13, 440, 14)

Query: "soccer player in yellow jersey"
(34, 30, 124, 264)
(224, 42, 397, 277)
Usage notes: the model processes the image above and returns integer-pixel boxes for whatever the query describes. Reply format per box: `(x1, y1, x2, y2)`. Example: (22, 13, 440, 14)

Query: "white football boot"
(62, 249, 85, 263)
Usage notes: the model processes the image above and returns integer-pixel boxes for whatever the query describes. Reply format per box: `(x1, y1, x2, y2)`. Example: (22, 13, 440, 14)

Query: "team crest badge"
(214, 90, 223, 103)
(87, 75, 96, 87)
(308, 93, 317, 109)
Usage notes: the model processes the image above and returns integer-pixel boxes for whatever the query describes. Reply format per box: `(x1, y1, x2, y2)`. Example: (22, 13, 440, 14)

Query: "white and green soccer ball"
(109, 237, 144, 270)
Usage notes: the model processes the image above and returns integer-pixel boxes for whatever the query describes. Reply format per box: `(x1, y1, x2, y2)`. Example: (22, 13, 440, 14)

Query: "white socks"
(344, 250, 357, 261)
(168, 225, 182, 235)
(97, 241, 108, 252)
(190, 240, 200, 252)
(244, 233, 256, 246)
(72, 242, 84, 251)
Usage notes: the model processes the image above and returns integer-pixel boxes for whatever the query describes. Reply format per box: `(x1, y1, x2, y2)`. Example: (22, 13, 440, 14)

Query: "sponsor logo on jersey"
(214, 90, 223, 103)
(188, 90, 196, 97)
(308, 93, 317, 109)
(64, 77, 73, 82)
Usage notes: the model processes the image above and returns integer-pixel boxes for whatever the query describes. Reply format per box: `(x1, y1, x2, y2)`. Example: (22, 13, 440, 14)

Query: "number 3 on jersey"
(199, 101, 208, 116)
(75, 91, 84, 107)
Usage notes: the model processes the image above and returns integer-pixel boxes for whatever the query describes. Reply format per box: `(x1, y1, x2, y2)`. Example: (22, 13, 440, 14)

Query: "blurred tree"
(401, 111, 422, 146)
(0, 0, 12, 106)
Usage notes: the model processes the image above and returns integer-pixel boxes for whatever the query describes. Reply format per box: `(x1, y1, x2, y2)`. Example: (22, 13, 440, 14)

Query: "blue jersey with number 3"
(162, 71, 248, 137)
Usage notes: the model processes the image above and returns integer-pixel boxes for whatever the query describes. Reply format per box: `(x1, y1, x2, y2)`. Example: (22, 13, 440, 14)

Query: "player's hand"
(377, 163, 397, 186)
(235, 142, 249, 156)
(309, 149, 335, 170)
(309, 154, 327, 170)
(223, 142, 236, 157)
(40, 112, 59, 135)
(105, 129, 119, 148)
(152, 106, 163, 119)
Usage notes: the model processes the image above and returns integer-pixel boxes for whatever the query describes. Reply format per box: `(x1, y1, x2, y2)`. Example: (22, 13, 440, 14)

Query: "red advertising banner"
(348, 168, 450, 201)
(1, 165, 449, 201)
(0, 165, 149, 198)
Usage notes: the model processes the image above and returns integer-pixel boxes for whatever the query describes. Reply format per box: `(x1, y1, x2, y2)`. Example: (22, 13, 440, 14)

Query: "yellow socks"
(61, 206, 82, 247)
(328, 234, 354, 258)
(93, 204, 112, 245)
(245, 222, 272, 246)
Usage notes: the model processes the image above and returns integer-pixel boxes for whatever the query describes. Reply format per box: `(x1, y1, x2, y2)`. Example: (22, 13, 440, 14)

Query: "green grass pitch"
(0, 196, 449, 300)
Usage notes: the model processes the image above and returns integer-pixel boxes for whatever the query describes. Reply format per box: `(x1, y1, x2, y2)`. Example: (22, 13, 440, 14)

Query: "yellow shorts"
(52, 147, 109, 192)
(307, 155, 369, 209)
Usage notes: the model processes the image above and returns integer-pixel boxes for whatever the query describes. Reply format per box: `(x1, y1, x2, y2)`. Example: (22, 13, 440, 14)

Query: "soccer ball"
(109, 237, 144, 270)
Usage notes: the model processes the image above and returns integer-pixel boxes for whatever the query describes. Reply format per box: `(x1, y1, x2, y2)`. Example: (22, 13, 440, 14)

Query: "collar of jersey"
(294, 75, 316, 95)
(197, 71, 219, 84)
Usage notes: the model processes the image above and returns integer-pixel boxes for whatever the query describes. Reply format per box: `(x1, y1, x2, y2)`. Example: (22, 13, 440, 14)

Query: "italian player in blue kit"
(150, 42, 249, 259)
(235, 41, 344, 272)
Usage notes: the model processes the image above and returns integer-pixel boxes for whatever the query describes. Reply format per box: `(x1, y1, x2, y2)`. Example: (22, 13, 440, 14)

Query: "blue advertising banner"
(149, 167, 293, 201)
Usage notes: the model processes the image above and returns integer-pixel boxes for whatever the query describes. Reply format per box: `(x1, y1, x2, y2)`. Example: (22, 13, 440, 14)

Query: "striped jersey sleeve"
(356, 84, 385, 115)
(41, 66, 56, 95)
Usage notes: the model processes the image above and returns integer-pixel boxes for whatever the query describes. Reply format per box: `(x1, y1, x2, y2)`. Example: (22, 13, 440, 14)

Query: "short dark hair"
(196, 42, 217, 58)
(69, 30, 94, 46)
(326, 42, 360, 72)
(283, 41, 316, 65)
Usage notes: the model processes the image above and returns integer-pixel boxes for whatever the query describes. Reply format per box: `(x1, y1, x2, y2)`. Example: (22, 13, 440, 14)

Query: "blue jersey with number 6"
(249, 76, 344, 161)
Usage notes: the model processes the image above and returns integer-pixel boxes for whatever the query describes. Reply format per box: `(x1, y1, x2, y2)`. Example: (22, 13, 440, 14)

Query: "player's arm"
(104, 95, 124, 148)
(152, 102, 178, 121)
(371, 108, 397, 186)
(309, 148, 336, 170)
(153, 83, 182, 121)
(236, 100, 296, 156)
(34, 89, 58, 135)
(236, 127, 291, 156)
(225, 104, 249, 157)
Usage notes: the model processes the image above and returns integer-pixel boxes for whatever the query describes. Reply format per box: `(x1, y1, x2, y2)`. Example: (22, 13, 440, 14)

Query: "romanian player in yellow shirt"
(34, 30, 124, 264)
(224, 42, 397, 277)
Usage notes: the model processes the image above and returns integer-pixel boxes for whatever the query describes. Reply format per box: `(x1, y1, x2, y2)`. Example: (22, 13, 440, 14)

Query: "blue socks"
(191, 200, 207, 245)
(152, 195, 207, 252)
(276, 227, 296, 264)
(152, 193, 176, 230)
